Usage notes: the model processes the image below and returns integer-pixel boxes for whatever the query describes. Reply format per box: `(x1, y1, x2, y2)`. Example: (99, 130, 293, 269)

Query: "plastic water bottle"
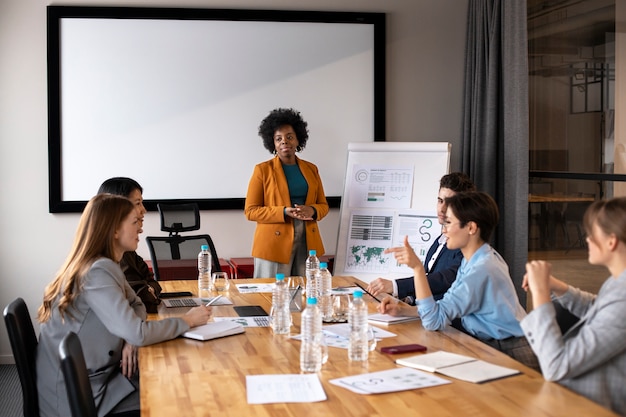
(317, 262, 333, 321)
(305, 249, 320, 299)
(270, 273, 291, 335)
(198, 245, 212, 298)
(300, 297, 323, 372)
(348, 290, 369, 361)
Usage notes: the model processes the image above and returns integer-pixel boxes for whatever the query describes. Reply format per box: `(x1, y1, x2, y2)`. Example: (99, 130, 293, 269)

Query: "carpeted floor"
(0, 364, 23, 417)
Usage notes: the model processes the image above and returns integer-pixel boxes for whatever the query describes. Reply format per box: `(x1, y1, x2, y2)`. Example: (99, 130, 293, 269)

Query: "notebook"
(367, 313, 420, 326)
(395, 350, 520, 383)
(182, 321, 245, 341)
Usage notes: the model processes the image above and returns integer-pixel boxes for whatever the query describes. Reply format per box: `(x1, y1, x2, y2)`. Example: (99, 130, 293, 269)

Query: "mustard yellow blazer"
(244, 156, 329, 264)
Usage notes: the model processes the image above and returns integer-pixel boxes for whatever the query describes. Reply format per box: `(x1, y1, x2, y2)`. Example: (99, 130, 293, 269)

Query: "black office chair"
(3, 297, 40, 417)
(146, 234, 222, 279)
(146, 203, 222, 280)
(58, 332, 97, 417)
(561, 200, 592, 253)
(157, 202, 201, 236)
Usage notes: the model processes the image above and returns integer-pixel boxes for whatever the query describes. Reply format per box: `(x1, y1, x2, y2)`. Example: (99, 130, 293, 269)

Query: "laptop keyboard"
(253, 317, 270, 327)
(164, 298, 200, 308)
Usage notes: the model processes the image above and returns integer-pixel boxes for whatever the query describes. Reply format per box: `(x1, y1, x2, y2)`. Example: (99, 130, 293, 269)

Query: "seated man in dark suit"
(367, 172, 476, 303)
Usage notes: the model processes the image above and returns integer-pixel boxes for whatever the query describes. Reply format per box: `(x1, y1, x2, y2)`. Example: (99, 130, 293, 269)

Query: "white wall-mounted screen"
(47, 6, 386, 212)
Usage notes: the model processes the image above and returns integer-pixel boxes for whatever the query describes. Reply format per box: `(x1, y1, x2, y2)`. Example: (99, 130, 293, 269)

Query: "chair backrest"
(157, 203, 200, 235)
(58, 332, 97, 417)
(145, 234, 222, 280)
(3, 297, 39, 417)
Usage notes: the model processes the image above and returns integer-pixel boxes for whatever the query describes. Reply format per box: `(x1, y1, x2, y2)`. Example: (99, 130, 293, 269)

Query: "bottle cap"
(276, 273, 285, 281)
(309, 249, 316, 256)
(201, 245, 209, 251)
(320, 262, 327, 269)
(353, 290, 363, 298)
(306, 297, 318, 305)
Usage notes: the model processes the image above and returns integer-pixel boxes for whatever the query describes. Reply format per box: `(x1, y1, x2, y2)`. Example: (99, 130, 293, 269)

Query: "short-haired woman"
(245, 108, 329, 278)
(380, 191, 539, 371)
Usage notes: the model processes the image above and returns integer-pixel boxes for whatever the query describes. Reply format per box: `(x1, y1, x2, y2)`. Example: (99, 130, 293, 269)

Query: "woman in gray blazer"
(523, 197, 626, 416)
(36, 194, 212, 417)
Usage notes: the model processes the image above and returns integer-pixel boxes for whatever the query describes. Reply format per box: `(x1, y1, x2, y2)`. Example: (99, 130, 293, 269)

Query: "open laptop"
(162, 296, 232, 308)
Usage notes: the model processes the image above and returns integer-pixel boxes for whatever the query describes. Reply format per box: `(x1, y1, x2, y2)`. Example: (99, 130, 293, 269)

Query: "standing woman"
(380, 191, 539, 371)
(36, 194, 211, 417)
(522, 197, 626, 415)
(245, 108, 329, 278)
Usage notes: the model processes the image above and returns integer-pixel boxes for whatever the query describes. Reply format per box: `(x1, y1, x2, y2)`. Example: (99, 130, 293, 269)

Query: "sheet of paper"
(291, 330, 352, 349)
(344, 209, 395, 274)
(236, 283, 275, 293)
(331, 286, 359, 295)
(329, 367, 450, 394)
(348, 165, 414, 209)
(388, 210, 438, 273)
(323, 322, 396, 339)
(246, 374, 327, 404)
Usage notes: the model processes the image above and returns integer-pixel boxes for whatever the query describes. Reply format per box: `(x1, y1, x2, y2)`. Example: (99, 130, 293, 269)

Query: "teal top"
(282, 163, 308, 206)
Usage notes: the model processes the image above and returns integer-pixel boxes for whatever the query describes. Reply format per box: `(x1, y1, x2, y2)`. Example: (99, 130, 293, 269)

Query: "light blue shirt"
(416, 243, 527, 340)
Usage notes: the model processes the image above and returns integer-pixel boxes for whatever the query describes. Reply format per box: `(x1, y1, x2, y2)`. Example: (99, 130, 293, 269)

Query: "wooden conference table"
(139, 277, 617, 417)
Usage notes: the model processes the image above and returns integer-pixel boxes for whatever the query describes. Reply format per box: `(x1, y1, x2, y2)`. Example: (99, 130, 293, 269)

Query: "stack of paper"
(395, 350, 520, 383)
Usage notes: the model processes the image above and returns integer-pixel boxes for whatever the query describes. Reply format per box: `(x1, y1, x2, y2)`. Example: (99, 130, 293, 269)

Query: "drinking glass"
(211, 271, 230, 292)
(331, 294, 351, 322)
(368, 326, 378, 351)
(287, 276, 305, 311)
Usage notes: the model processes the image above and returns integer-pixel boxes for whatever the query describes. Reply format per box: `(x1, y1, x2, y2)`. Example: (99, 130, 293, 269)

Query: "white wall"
(0, 0, 467, 362)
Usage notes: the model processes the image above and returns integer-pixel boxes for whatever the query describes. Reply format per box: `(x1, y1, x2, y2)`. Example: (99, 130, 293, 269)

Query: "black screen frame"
(47, 6, 386, 212)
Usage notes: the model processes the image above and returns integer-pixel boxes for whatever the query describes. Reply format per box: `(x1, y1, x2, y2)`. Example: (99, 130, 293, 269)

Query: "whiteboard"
(47, 7, 385, 212)
(333, 142, 451, 283)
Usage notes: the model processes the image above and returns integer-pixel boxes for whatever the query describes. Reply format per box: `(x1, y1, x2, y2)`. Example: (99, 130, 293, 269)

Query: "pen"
(205, 295, 222, 307)
(288, 285, 302, 305)
(354, 282, 381, 302)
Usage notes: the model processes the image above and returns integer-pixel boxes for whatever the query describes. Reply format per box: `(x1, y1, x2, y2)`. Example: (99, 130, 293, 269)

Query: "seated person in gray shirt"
(368, 172, 475, 303)
(522, 197, 626, 416)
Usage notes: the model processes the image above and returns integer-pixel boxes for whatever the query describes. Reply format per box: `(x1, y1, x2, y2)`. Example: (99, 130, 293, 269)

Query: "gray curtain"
(461, 0, 529, 305)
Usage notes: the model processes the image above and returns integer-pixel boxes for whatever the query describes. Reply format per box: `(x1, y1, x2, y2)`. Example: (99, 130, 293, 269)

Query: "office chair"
(561, 200, 592, 253)
(58, 332, 97, 417)
(146, 203, 222, 280)
(157, 202, 201, 235)
(3, 297, 40, 417)
(146, 234, 222, 279)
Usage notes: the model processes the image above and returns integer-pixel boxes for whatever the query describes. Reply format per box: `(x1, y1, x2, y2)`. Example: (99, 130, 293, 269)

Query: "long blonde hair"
(38, 194, 134, 323)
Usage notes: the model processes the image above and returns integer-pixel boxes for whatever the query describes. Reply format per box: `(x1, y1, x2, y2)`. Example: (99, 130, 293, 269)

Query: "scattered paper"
(236, 283, 275, 293)
(246, 374, 327, 404)
(329, 367, 450, 394)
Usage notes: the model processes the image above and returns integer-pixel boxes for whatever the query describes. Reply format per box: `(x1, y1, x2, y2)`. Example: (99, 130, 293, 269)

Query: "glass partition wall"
(527, 0, 622, 298)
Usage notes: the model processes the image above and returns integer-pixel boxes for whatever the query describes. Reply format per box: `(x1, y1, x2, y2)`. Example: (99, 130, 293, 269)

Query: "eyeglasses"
(442, 221, 461, 231)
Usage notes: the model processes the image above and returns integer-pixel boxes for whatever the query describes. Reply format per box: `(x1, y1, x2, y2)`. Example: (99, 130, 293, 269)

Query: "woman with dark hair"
(522, 197, 626, 415)
(380, 191, 539, 371)
(245, 108, 329, 278)
(36, 194, 211, 417)
(98, 177, 162, 313)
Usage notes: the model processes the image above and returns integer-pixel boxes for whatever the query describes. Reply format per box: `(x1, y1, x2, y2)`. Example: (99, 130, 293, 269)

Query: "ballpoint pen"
(288, 285, 302, 306)
(354, 282, 381, 303)
(205, 295, 222, 307)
